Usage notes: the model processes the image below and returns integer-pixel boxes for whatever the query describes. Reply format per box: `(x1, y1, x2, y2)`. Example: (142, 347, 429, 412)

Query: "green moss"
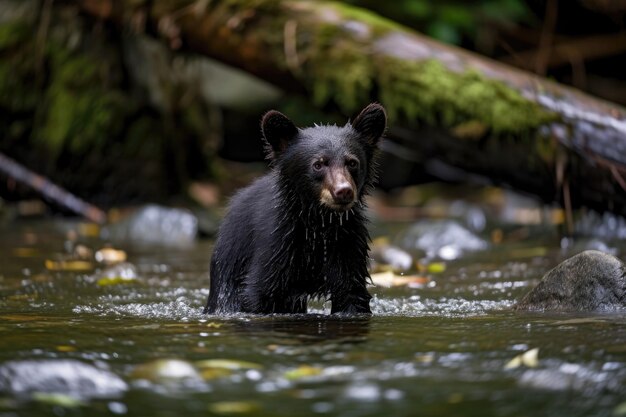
(37, 44, 130, 156)
(291, 0, 556, 137)
(308, 36, 373, 112)
(376, 58, 557, 133)
(301, 28, 556, 134)
(325, 2, 405, 34)
(295, 8, 372, 113)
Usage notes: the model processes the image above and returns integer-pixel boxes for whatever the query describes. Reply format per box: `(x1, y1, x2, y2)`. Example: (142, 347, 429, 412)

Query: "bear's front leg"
(330, 280, 372, 314)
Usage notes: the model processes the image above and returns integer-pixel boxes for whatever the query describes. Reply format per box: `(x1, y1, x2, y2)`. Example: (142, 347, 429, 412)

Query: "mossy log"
(78, 0, 626, 217)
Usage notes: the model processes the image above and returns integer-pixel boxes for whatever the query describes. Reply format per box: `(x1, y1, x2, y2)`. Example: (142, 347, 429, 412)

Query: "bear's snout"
(320, 167, 357, 211)
(332, 182, 355, 205)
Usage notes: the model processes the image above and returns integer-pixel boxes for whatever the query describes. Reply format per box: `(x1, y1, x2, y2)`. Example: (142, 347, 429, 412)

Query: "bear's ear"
(261, 110, 298, 158)
(351, 103, 387, 146)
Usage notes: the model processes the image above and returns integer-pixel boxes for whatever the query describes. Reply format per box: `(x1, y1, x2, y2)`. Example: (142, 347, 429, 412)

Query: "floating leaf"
(426, 262, 446, 274)
(284, 365, 323, 380)
(195, 359, 262, 371)
(95, 248, 127, 264)
(45, 260, 94, 272)
(370, 271, 430, 288)
(209, 401, 260, 414)
(504, 348, 539, 370)
(55, 345, 76, 352)
(32, 393, 85, 408)
(96, 276, 136, 286)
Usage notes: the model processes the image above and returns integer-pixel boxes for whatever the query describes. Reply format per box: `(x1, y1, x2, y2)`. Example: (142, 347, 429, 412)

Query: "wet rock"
(518, 363, 623, 394)
(448, 200, 487, 232)
(103, 205, 197, 246)
(396, 220, 489, 260)
(560, 237, 617, 255)
(515, 250, 626, 311)
(575, 210, 626, 240)
(370, 243, 414, 272)
(0, 359, 128, 399)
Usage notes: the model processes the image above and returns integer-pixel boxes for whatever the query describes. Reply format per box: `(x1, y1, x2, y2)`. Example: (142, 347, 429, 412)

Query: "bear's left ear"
(351, 103, 387, 146)
(261, 110, 299, 158)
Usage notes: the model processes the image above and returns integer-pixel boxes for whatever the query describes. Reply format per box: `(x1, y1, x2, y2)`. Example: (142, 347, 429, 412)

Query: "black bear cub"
(203, 103, 386, 315)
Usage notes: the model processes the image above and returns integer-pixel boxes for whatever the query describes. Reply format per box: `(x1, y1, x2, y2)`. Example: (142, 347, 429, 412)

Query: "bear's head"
(261, 103, 386, 212)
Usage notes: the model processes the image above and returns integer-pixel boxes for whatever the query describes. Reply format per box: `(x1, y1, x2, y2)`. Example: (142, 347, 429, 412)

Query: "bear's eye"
(347, 159, 359, 169)
(313, 161, 324, 171)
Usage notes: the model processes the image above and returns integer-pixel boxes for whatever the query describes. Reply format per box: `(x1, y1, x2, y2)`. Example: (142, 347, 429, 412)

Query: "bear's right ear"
(351, 103, 387, 146)
(261, 110, 298, 158)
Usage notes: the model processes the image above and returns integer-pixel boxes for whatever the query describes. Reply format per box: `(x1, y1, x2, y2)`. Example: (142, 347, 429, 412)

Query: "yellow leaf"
(45, 260, 94, 272)
(426, 262, 446, 274)
(284, 365, 322, 380)
(56, 345, 76, 352)
(209, 401, 260, 414)
(195, 359, 262, 371)
(97, 276, 136, 286)
(32, 393, 85, 408)
(370, 271, 430, 288)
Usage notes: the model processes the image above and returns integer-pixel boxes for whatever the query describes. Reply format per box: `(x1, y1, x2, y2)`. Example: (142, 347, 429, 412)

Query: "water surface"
(0, 220, 625, 417)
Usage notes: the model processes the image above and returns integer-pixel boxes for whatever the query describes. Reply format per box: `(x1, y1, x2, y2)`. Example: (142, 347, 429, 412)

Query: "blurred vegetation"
(0, 0, 625, 211)
(0, 1, 221, 206)
(345, 0, 531, 46)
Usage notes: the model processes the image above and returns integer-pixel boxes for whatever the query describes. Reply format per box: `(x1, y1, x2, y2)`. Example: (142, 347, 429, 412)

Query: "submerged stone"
(0, 359, 128, 399)
(515, 250, 626, 311)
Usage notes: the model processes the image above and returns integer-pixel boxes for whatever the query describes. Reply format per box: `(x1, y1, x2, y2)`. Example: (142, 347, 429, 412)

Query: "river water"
(0, 219, 625, 417)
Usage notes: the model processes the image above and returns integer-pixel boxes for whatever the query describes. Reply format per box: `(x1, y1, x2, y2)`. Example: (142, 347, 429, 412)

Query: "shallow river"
(0, 220, 625, 417)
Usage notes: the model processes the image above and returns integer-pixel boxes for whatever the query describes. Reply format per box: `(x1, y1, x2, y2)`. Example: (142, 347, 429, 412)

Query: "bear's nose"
(332, 183, 354, 205)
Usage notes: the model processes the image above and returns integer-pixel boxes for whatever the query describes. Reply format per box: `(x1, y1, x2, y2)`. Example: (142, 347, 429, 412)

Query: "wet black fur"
(203, 104, 386, 315)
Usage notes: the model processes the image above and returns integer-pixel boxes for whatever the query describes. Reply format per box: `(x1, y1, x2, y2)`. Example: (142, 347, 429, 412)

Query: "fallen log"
(77, 0, 626, 219)
(0, 152, 107, 223)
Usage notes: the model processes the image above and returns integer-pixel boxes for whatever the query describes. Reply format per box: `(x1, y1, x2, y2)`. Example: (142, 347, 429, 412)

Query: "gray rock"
(103, 205, 197, 246)
(0, 359, 128, 399)
(515, 250, 626, 311)
(397, 220, 489, 260)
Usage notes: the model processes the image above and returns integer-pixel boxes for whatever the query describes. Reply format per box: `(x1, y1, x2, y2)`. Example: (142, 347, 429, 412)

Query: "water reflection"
(230, 315, 371, 344)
